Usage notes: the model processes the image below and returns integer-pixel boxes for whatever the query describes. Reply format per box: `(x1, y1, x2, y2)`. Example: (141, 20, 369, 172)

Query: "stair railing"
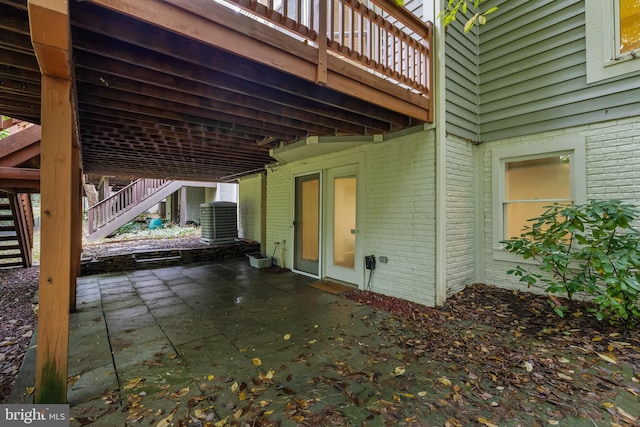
(8, 193, 33, 267)
(87, 178, 172, 235)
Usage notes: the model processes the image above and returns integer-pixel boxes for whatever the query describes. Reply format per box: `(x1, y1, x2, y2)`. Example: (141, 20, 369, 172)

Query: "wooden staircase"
(0, 193, 33, 268)
(0, 118, 38, 269)
(87, 178, 215, 241)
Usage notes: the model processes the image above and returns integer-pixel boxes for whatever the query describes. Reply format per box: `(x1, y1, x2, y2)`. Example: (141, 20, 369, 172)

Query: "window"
(619, 0, 640, 54)
(504, 155, 571, 240)
(492, 137, 586, 261)
(586, 0, 640, 83)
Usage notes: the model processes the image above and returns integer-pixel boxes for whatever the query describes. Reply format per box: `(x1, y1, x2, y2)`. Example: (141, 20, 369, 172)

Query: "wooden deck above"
(0, 0, 432, 181)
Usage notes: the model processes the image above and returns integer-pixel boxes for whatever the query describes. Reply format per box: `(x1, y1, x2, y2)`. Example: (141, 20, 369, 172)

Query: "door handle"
(350, 229, 357, 234)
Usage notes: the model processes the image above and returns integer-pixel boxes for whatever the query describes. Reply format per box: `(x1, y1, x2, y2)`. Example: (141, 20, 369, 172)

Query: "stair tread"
(0, 245, 21, 250)
(0, 263, 25, 269)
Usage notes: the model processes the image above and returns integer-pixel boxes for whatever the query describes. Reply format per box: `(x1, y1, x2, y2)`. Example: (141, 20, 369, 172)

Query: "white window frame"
(585, 0, 640, 83)
(492, 136, 586, 262)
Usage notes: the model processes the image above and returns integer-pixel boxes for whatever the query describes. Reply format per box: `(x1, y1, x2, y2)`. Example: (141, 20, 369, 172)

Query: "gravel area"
(81, 236, 210, 259)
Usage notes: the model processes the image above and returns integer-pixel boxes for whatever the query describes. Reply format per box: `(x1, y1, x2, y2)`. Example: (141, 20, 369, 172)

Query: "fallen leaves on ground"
(0, 267, 38, 403)
(345, 284, 640, 426)
(73, 283, 640, 426)
(2, 259, 639, 426)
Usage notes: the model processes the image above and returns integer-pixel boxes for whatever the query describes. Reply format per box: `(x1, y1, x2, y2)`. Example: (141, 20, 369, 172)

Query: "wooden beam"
(85, 0, 429, 121)
(0, 181, 40, 191)
(78, 93, 308, 140)
(0, 65, 41, 84)
(0, 140, 40, 167)
(69, 16, 410, 127)
(28, 0, 75, 404)
(0, 166, 40, 180)
(72, 48, 395, 132)
(0, 125, 41, 167)
(0, 75, 42, 98)
(75, 75, 364, 135)
(0, 5, 30, 35)
(0, 30, 35, 56)
(28, 1, 71, 78)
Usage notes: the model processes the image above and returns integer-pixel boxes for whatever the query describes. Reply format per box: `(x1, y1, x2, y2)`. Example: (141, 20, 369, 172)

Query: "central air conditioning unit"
(200, 202, 238, 243)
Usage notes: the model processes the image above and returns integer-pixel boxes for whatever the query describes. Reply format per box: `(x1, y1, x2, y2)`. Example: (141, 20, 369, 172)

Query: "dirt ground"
(1, 237, 639, 426)
(0, 266, 38, 403)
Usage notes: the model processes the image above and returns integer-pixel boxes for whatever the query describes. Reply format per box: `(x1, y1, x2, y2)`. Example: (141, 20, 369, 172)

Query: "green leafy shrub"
(115, 221, 142, 236)
(501, 200, 640, 328)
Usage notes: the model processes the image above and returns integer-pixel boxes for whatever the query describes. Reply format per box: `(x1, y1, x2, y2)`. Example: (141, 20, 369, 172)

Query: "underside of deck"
(1, 0, 432, 182)
(0, 0, 432, 403)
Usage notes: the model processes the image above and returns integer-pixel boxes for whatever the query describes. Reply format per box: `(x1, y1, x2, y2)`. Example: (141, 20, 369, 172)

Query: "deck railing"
(227, 0, 431, 96)
(87, 178, 172, 235)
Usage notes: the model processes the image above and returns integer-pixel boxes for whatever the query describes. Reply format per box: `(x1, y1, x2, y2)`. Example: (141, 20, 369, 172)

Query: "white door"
(325, 165, 361, 285)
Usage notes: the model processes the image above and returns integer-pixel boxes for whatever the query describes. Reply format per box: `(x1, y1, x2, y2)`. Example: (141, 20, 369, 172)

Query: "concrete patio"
(10, 257, 636, 426)
(11, 257, 426, 425)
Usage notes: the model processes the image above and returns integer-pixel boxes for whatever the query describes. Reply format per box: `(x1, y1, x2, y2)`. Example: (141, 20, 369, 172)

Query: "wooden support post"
(35, 74, 73, 403)
(316, 0, 328, 85)
(28, 0, 77, 403)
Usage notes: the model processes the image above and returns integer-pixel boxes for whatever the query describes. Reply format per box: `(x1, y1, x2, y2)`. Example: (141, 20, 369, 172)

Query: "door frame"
(288, 154, 364, 287)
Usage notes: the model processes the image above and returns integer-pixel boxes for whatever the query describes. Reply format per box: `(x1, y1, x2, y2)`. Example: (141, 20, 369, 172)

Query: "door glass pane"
(301, 179, 319, 261)
(333, 176, 356, 269)
(620, 0, 640, 54)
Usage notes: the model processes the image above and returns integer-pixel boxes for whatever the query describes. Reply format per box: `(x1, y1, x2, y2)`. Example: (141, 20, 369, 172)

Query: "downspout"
(433, 0, 447, 306)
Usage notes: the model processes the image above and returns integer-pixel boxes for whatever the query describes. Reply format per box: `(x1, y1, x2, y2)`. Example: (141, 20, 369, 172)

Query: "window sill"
(492, 248, 539, 265)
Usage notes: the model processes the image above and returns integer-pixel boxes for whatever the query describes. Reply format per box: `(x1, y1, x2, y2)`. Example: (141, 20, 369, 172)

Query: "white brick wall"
(363, 130, 436, 306)
(480, 117, 640, 293)
(184, 187, 205, 223)
(266, 164, 293, 268)
(238, 174, 264, 242)
(216, 183, 238, 202)
(264, 127, 438, 306)
(445, 135, 477, 296)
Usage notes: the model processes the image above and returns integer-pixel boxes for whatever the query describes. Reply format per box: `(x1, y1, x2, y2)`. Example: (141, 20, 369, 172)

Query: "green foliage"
(502, 200, 640, 328)
(106, 222, 199, 242)
(439, 0, 499, 32)
(116, 221, 142, 235)
(0, 115, 8, 139)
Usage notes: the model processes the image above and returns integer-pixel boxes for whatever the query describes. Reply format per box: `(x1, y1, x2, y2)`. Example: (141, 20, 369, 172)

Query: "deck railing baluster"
(211, 0, 431, 95)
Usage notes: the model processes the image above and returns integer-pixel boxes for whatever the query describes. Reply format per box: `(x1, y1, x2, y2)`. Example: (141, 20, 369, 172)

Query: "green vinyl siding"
(476, 0, 640, 142)
(444, 0, 640, 143)
(445, 17, 480, 142)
